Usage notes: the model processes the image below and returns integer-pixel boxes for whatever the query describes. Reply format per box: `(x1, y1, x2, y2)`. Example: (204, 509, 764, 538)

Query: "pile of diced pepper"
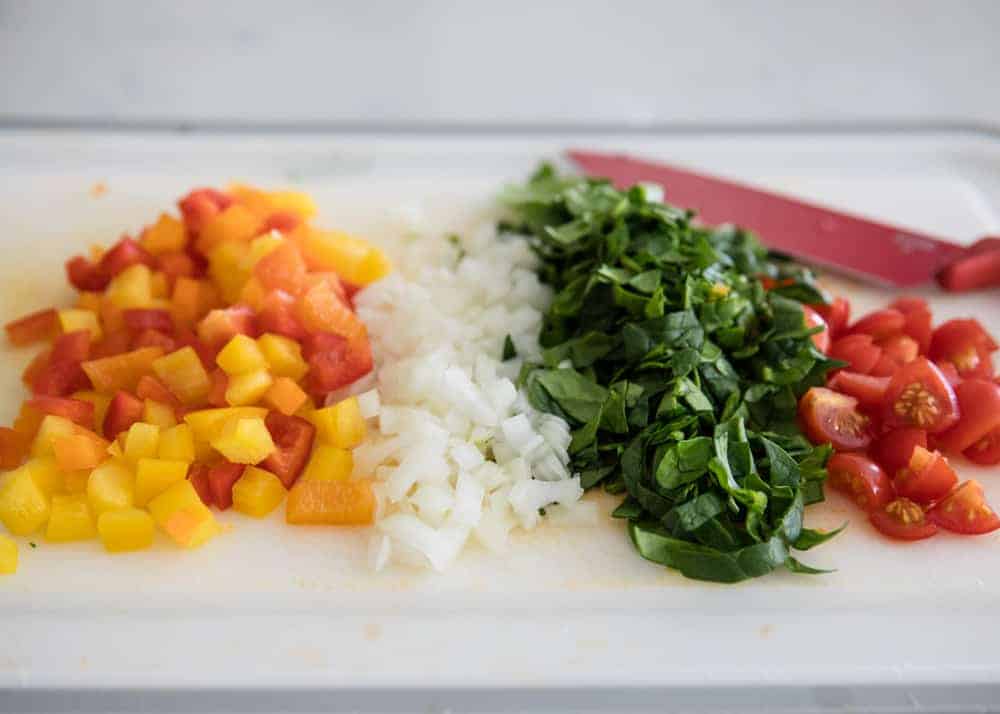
(0, 185, 391, 573)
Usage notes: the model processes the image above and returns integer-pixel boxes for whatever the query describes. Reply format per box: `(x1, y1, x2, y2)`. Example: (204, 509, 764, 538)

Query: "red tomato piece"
(65, 255, 110, 291)
(877, 334, 919, 367)
(257, 289, 307, 340)
(882, 358, 960, 434)
(871, 427, 928, 476)
(929, 318, 998, 379)
(207, 462, 245, 510)
(196, 305, 258, 347)
(5, 308, 58, 346)
(936, 361, 962, 387)
(827, 371, 890, 408)
(888, 296, 928, 315)
(103, 391, 144, 439)
(798, 387, 873, 452)
(826, 453, 893, 512)
(927, 480, 1000, 535)
(26, 396, 94, 429)
(934, 379, 1000, 453)
(870, 498, 939, 541)
(179, 188, 233, 234)
(811, 297, 850, 340)
(964, 427, 1000, 466)
(98, 237, 155, 279)
(123, 308, 174, 333)
(829, 334, 882, 375)
(869, 354, 902, 378)
(803, 305, 830, 353)
(848, 309, 905, 340)
(188, 464, 215, 508)
(261, 413, 316, 488)
(893, 446, 958, 504)
(0, 427, 28, 470)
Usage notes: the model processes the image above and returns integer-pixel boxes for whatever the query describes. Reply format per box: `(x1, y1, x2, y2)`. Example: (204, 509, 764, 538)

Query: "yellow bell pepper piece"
(87, 459, 135, 515)
(97, 507, 155, 553)
(143, 399, 177, 429)
(216, 334, 268, 376)
(148, 480, 219, 548)
(232, 466, 286, 517)
(229, 184, 317, 220)
(105, 264, 153, 309)
(0, 462, 52, 535)
(263, 377, 309, 416)
(256, 333, 308, 380)
(210, 416, 275, 464)
(57, 308, 102, 341)
(152, 347, 211, 405)
(0, 535, 17, 574)
(122, 422, 160, 465)
(309, 397, 366, 449)
(225, 369, 273, 407)
(141, 213, 186, 255)
(300, 444, 353, 483)
(158, 424, 196, 463)
(31, 414, 78, 458)
(182, 407, 268, 442)
(134, 458, 189, 507)
(45, 493, 96, 542)
(199, 204, 261, 253)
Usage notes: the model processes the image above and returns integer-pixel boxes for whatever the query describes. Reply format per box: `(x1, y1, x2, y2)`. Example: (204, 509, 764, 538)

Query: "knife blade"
(567, 150, 999, 290)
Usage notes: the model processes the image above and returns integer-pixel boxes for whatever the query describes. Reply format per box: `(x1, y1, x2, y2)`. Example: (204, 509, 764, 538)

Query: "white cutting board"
(0, 129, 999, 711)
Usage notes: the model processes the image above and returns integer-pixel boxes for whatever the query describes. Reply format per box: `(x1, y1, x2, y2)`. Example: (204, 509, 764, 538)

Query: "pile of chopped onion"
(353, 214, 591, 571)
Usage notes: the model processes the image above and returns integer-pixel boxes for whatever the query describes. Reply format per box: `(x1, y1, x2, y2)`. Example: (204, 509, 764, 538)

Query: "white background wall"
(1, 0, 998, 128)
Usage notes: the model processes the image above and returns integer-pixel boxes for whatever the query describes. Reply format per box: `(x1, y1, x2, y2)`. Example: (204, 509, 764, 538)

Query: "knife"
(567, 150, 1000, 292)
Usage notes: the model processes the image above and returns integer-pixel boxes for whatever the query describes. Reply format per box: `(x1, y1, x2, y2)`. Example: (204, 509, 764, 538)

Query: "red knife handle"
(937, 236, 1000, 292)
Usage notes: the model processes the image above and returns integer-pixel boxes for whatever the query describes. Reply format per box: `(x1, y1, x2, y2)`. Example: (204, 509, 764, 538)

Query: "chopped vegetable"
(504, 165, 840, 582)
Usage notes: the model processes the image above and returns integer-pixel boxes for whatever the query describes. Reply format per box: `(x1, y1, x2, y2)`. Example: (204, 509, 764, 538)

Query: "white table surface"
(1, 0, 998, 128)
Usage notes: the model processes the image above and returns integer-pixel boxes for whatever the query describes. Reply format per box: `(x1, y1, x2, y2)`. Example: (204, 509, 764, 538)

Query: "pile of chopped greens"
(500, 165, 845, 583)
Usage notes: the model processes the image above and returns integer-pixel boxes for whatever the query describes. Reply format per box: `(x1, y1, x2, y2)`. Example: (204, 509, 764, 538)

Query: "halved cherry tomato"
(929, 318, 998, 379)
(927, 480, 1000, 535)
(829, 334, 882, 375)
(848, 309, 905, 340)
(798, 387, 873, 452)
(934, 379, 1000, 453)
(802, 305, 830, 353)
(882, 358, 960, 434)
(811, 297, 850, 339)
(826, 453, 893, 512)
(893, 446, 958, 504)
(870, 498, 938, 541)
(877, 334, 919, 367)
(871, 427, 927, 475)
(936, 361, 961, 387)
(964, 427, 1000, 466)
(888, 296, 928, 314)
(826, 371, 890, 408)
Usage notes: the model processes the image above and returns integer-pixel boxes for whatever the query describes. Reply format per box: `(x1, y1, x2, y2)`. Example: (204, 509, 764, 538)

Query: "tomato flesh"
(826, 371, 890, 408)
(929, 318, 997, 379)
(871, 427, 927, 476)
(849, 309, 905, 340)
(812, 297, 850, 339)
(830, 334, 882, 375)
(882, 358, 960, 434)
(827, 453, 892, 512)
(803, 305, 830, 353)
(934, 379, 1000, 453)
(870, 498, 938, 541)
(877, 334, 919, 367)
(964, 427, 1000, 466)
(927, 480, 1000, 535)
(798, 387, 872, 452)
(893, 446, 958, 505)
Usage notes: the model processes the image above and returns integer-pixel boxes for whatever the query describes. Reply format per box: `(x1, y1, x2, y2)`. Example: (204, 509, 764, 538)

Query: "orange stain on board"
(90, 181, 108, 198)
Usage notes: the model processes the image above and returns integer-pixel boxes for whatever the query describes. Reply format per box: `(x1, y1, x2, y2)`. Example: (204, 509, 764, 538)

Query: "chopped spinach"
(502, 164, 839, 583)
